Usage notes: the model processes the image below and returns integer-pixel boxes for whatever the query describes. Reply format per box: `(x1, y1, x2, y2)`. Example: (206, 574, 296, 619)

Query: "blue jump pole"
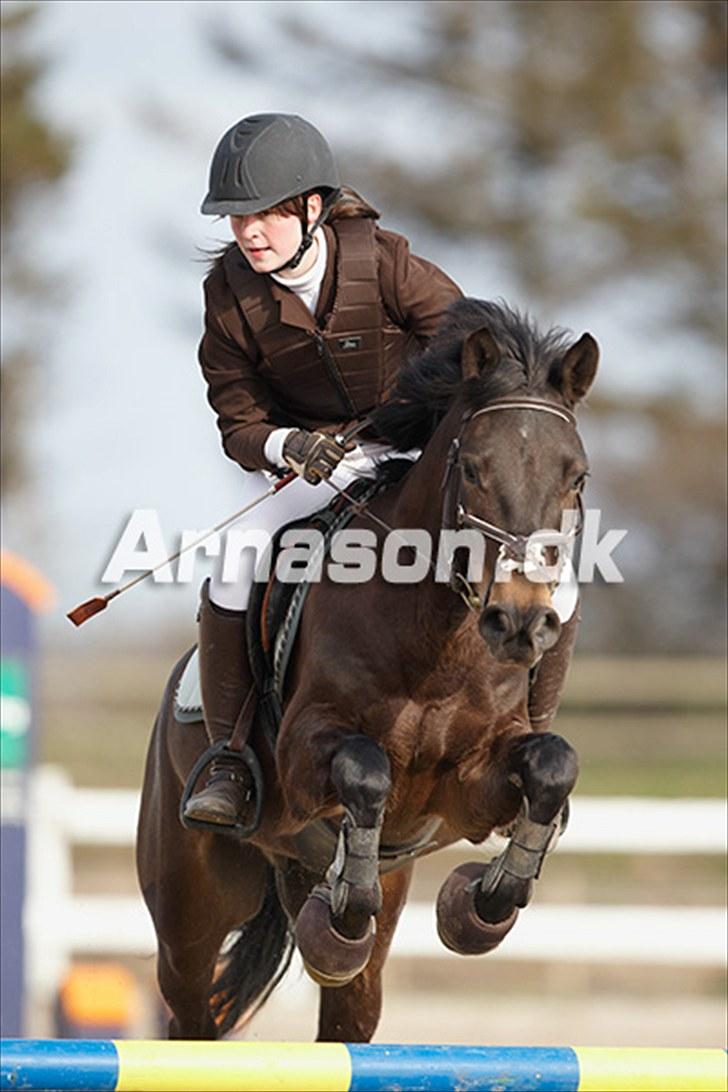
(1, 1041, 726, 1091)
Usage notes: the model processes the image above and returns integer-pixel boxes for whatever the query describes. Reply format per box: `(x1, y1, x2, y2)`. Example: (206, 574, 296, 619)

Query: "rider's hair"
(329, 186, 380, 221)
(270, 186, 380, 222)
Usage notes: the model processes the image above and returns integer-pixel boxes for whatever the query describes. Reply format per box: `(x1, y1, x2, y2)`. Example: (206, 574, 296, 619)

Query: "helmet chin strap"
(270, 189, 340, 274)
(270, 196, 320, 274)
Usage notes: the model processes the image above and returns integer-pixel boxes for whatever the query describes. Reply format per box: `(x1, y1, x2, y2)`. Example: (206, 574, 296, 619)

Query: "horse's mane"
(370, 299, 573, 451)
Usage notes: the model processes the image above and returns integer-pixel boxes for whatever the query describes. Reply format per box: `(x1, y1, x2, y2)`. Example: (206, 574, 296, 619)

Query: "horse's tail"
(209, 866, 294, 1037)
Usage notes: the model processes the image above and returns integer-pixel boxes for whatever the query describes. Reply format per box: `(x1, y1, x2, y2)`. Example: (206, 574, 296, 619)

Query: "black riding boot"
(182, 580, 255, 826)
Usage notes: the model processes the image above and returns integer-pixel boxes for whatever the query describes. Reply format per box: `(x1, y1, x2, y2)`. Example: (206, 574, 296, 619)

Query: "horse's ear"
(555, 333, 599, 404)
(461, 328, 501, 380)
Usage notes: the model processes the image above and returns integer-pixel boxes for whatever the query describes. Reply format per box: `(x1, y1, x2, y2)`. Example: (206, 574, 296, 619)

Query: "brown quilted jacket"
(198, 219, 462, 471)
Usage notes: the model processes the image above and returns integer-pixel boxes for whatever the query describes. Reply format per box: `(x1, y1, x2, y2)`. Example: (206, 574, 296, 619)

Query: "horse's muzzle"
(479, 603, 561, 666)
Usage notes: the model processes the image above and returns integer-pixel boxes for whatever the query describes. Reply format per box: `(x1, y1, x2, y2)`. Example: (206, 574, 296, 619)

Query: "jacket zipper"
(313, 333, 358, 418)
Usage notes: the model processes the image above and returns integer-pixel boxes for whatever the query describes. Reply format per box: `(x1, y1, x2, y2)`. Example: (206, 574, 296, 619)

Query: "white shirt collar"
(270, 227, 327, 294)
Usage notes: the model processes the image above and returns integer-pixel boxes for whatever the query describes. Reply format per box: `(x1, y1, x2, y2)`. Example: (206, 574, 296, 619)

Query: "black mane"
(370, 299, 573, 451)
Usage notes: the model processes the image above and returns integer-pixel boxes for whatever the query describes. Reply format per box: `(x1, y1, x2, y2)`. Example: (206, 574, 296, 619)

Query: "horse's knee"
(330, 736, 391, 826)
(510, 732, 578, 824)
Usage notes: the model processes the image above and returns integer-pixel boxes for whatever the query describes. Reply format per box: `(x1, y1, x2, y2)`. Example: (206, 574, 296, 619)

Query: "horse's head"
(371, 298, 599, 669)
(448, 320, 598, 667)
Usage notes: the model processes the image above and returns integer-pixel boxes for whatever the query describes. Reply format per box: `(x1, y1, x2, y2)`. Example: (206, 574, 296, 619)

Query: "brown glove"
(282, 430, 355, 485)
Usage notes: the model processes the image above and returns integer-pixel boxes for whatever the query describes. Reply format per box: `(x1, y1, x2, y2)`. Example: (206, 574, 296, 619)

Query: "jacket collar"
(268, 278, 315, 331)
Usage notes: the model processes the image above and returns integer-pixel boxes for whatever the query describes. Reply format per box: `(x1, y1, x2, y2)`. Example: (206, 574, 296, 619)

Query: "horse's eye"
(572, 472, 589, 492)
(462, 461, 479, 485)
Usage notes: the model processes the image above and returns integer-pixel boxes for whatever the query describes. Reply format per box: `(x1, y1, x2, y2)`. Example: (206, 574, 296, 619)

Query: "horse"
(136, 298, 598, 1042)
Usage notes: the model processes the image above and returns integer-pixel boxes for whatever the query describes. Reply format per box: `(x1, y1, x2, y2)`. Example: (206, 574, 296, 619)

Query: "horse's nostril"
(479, 605, 516, 645)
(531, 608, 561, 652)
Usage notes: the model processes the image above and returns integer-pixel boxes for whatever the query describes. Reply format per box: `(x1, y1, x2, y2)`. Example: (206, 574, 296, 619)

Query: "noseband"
(441, 398, 584, 610)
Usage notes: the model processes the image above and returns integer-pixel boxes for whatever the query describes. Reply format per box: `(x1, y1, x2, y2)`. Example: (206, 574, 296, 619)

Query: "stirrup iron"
(179, 740, 264, 837)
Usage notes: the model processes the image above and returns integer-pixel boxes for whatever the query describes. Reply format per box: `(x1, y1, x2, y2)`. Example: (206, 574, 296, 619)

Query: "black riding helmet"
(201, 113, 341, 271)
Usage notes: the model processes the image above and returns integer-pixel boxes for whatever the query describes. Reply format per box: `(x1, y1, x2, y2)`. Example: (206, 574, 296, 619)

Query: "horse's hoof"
(295, 884, 375, 988)
(436, 862, 518, 956)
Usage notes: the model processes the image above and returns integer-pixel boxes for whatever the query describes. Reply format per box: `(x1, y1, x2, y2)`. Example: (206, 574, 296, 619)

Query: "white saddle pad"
(174, 649, 203, 722)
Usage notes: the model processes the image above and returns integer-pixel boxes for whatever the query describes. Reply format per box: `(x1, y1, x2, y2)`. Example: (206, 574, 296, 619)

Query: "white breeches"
(208, 443, 413, 612)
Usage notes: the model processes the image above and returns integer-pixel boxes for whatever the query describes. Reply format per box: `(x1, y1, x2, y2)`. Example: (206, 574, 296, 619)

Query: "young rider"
(183, 113, 463, 826)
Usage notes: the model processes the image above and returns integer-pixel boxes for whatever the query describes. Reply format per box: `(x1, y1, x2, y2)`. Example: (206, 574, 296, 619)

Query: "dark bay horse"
(136, 299, 598, 1042)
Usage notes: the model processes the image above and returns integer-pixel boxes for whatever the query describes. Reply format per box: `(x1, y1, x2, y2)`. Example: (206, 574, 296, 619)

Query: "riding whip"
(66, 471, 297, 627)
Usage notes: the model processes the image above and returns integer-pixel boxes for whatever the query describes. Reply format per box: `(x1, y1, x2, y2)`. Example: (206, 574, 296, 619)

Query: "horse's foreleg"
(317, 864, 412, 1042)
(437, 731, 577, 954)
(475, 731, 578, 921)
(294, 735, 391, 987)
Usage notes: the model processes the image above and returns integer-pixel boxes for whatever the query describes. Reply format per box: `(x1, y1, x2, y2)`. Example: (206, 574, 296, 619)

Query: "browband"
(469, 399, 576, 428)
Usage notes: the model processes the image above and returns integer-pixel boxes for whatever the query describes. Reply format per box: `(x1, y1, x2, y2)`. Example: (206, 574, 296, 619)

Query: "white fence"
(25, 765, 727, 1003)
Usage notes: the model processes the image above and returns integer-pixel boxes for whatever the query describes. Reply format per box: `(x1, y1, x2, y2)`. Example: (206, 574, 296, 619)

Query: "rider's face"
(229, 193, 323, 276)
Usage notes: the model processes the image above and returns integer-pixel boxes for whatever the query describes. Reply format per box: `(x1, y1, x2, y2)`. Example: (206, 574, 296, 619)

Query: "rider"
(183, 113, 462, 826)
(183, 113, 576, 829)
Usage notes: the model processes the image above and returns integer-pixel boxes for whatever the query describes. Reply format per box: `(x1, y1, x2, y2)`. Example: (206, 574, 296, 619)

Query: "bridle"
(334, 397, 586, 614)
(440, 398, 585, 611)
